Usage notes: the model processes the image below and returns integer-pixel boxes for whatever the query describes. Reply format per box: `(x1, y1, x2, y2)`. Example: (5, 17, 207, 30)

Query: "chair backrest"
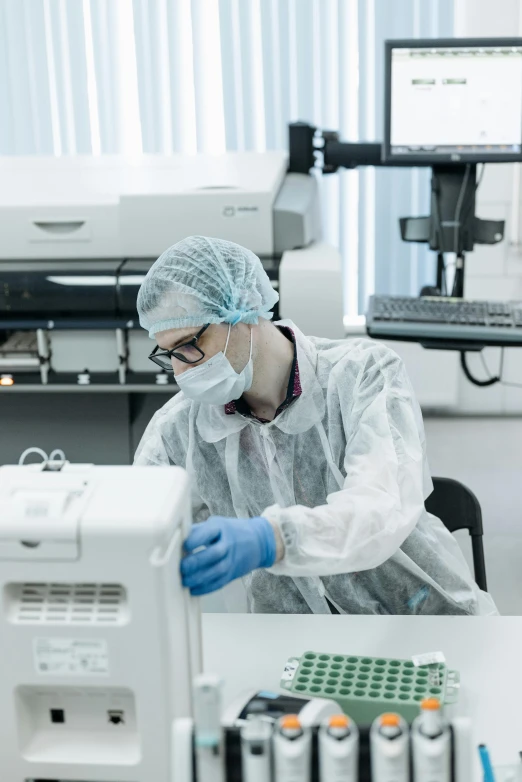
(425, 477, 483, 536)
(425, 476, 488, 592)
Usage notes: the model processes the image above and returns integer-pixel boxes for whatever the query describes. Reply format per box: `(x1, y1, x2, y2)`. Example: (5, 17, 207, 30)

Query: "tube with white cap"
(240, 716, 273, 782)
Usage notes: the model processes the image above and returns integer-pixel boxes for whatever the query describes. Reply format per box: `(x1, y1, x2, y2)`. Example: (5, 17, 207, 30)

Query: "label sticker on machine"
(222, 205, 260, 218)
(34, 638, 109, 675)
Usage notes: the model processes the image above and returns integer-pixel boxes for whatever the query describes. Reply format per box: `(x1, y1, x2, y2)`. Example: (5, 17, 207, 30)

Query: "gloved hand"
(180, 516, 277, 596)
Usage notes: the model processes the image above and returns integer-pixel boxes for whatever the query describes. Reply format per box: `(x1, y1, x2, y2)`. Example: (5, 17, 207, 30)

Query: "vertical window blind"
(0, 0, 453, 314)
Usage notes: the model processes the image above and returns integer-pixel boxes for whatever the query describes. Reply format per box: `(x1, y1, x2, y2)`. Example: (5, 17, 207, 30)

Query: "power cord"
(19, 447, 66, 465)
(432, 177, 450, 296)
(459, 163, 485, 228)
(451, 164, 473, 297)
(432, 176, 446, 288)
(453, 164, 471, 257)
(460, 351, 500, 387)
(460, 347, 522, 389)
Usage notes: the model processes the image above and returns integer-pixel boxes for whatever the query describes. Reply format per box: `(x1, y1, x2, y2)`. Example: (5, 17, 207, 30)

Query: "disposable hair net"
(137, 235, 279, 337)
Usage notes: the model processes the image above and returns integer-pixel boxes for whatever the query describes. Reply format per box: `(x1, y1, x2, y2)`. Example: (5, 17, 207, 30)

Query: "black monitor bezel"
(383, 37, 522, 165)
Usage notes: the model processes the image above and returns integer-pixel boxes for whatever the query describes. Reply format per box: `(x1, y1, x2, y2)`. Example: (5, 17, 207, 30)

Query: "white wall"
(449, 0, 522, 413)
(453, 0, 521, 38)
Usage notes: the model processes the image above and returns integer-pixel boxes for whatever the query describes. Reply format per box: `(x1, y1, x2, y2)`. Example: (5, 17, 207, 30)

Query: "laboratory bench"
(203, 613, 522, 779)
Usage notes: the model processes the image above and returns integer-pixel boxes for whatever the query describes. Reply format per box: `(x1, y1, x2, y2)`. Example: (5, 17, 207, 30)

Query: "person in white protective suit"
(134, 235, 498, 615)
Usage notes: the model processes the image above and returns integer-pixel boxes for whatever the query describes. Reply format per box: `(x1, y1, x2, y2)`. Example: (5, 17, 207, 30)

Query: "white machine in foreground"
(0, 462, 201, 782)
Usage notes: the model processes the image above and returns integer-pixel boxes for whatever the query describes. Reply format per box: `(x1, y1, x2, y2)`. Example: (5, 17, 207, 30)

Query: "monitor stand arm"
(288, 123, 505, 300)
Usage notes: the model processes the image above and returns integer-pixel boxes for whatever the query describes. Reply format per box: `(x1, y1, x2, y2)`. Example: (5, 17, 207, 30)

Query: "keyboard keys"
(370, 296, 521, 329)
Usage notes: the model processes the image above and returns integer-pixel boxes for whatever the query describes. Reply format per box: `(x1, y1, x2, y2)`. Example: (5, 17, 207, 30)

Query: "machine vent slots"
(5, 583, 128, 625)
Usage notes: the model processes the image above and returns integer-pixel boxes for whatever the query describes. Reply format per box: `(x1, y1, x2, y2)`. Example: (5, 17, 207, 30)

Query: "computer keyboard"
(366, 296, 522, 346)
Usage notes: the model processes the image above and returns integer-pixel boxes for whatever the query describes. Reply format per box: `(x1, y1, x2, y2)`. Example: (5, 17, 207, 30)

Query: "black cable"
(460, 351, 500, 387)
(453, 164, 471, 255)
(450, 164, 473, 298)
(458, 162, 485, 230)
(441, 259, 447, 295)
(432, 173, 448, 293)
(476, 162, 486, 190)
(450, 255, 462, 298)
(433, 184, 446, 255)
(461, 345, 522, 390)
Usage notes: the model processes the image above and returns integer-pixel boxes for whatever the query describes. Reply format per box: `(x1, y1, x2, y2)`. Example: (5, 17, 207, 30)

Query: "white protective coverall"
(135, 321, 498, 615)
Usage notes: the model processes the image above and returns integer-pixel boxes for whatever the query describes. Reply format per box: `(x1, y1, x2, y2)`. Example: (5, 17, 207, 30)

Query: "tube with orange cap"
(411, 697, 451, 782)
(273, 713, 312, 782)
(319, 712, 359, 782)
(370, 712, 410, 782)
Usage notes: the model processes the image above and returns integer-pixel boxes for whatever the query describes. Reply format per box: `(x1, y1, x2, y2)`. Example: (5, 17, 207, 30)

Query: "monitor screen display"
(386, 42, 522, 162)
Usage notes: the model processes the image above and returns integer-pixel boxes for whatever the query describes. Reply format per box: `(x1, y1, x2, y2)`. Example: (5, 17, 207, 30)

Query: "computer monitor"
(383, 38, 522, 165)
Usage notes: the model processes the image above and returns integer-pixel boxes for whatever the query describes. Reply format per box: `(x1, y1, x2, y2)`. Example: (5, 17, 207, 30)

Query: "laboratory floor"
(424, 416, 522, 616)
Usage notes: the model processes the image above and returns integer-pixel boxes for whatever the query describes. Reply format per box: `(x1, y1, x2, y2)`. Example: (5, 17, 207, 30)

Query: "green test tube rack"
(280, 651, 460, 724)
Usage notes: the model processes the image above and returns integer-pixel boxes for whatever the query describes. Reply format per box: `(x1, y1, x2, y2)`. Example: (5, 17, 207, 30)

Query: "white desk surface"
(203, 614, 522, 774)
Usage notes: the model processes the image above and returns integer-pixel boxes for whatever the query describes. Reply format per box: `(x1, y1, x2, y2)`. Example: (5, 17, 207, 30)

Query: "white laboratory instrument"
(0, 462, 201, 782)
(0, 462, 476, 782)
(411, 698, 452, 782)
(0, 152, 344, 390)
(240, 717, 274, 782)
(193, 673, 226, 782)
(319, 713, 359, 782)
(370, 712, 410, 782)
(273, 714, 312, 782)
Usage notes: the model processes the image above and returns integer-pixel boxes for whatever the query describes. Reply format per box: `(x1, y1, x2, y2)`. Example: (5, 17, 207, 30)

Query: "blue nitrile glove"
(180, 516, 277, 596)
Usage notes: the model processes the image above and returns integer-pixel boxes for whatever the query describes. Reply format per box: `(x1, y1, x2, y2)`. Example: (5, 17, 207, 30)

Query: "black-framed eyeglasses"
(148, 324, 211, 372)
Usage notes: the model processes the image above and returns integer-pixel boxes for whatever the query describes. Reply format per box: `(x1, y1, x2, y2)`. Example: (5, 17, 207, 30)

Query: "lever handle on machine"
(32, 220, 86, 234)
(29, 219, 91, 243)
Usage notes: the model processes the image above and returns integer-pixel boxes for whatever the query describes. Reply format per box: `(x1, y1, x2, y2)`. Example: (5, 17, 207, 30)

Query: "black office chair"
(425, 477, 488, 592)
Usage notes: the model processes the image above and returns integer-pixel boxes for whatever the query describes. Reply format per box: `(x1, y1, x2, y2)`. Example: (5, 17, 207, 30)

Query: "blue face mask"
(174, 325, 253, 405)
